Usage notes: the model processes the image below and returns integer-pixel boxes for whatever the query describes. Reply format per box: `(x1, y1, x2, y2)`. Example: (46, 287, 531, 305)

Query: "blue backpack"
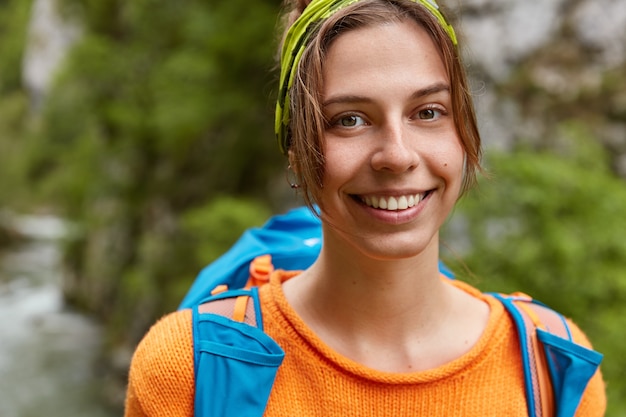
(179, 206, 603, 417)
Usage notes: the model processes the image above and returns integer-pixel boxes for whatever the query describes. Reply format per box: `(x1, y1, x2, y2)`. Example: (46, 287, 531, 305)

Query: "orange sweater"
(124, 272, 606, 416)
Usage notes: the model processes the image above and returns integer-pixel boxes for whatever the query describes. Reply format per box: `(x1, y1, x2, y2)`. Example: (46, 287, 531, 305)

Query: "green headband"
(275, 0, 457, 154)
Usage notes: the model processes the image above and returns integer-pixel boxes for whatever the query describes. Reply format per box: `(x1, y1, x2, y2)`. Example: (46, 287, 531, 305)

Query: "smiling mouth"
(358, 191, 432, 211)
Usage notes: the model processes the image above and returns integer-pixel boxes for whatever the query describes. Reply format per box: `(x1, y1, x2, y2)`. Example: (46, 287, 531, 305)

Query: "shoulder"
(125, 309, 195, 417)
(565, 317, 598, 351)
(489, 291, 607, 416)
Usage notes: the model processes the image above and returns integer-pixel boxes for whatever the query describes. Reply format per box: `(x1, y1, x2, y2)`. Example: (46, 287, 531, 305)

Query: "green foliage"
(17, 0, 287, 348)
(0, 0, 31, 94)
(445, 122, 626, 414)
(34, 0, 285, 210)
(103, 196, 271, 347)
(181, 196, 271, 266)
(0, 91, 32, 206)
(0, 0, 34, 208)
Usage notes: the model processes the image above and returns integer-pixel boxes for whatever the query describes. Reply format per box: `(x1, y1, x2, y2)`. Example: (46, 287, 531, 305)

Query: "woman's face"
(318, 19, 464, 260)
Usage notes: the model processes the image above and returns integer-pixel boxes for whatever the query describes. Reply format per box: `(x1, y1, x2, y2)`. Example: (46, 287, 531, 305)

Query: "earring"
(286, 165, 300, 189)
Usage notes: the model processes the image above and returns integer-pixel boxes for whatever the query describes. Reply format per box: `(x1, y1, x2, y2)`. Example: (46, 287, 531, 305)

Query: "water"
(0, 216, 118, 417)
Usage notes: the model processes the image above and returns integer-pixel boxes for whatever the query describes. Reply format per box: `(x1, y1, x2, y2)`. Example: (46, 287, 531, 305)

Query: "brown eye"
(418, 108, 439, 120)
(339, 115, 364, 127)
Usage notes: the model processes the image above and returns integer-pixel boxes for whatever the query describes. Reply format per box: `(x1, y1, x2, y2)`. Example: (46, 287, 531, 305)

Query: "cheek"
(322, 142, 365, 185)
(436, 140, 465, 185)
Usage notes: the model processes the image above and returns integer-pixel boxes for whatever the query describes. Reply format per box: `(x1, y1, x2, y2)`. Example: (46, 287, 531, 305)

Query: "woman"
(124, 0, 606, 415)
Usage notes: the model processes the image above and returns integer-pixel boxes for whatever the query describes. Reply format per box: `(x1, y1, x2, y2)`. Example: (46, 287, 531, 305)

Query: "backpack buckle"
(247, 255, 275, 287)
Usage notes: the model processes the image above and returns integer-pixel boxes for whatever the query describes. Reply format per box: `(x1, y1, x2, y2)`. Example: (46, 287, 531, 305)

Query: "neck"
(318, 239, 443, 312)
(283, 229, 452, 343)
(282, 229, 490, 373)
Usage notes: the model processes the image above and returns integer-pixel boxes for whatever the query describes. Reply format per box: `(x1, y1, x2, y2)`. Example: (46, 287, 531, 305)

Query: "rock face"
(458, 0, 567, 82)
(21, 0, 81, 109)
(457, 0, 625, 79)
(450, 0, 626, 173)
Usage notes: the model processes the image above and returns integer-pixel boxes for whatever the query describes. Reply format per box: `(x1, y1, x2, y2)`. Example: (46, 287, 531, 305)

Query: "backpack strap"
(490, 292, 603, 417)
(192, 287, 284, 417)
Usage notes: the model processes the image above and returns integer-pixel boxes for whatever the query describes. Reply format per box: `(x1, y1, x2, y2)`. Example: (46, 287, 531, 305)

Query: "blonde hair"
(280, 0, 482, 211)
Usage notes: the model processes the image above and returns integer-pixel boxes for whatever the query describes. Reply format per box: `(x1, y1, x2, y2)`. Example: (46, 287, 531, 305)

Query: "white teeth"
(362, 193, 425, 211)
(398, 195, 408, 210)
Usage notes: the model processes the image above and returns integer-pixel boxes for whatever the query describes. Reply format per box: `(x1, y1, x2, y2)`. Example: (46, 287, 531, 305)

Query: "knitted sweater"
(124, 272, 606, 416)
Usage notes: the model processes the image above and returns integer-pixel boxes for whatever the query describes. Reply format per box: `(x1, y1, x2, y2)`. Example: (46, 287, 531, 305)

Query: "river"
(0, 215, 118, 417)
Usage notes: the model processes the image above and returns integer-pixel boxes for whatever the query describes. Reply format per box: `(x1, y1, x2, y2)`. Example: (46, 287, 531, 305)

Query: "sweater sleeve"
(567, 319, 607, 417)
(124, 309, 195, 417)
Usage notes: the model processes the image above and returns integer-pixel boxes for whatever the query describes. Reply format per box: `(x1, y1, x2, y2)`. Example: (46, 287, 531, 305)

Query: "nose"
(370, 124, 419, 173)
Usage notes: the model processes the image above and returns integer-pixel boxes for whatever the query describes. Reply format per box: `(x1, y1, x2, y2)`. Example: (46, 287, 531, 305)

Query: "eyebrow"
(410, 82, 450, 100)
(322, 82, 451, 107)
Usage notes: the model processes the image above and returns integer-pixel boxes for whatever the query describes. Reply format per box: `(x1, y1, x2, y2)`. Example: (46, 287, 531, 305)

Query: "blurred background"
(0, 0, 624, 415)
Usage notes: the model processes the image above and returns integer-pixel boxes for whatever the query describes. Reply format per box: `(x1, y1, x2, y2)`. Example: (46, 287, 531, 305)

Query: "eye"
(333, 114, 367, 128)
(417, 107, 443, 120)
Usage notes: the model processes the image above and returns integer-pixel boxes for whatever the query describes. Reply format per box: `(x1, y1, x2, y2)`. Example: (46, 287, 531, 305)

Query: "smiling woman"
(123, 1, 606, 416)
(313, 20, 463, 262)
(283, 1, 482, 213)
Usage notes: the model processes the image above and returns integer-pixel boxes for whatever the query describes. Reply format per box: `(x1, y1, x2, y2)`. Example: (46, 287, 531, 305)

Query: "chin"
(354, 232, 438, 261)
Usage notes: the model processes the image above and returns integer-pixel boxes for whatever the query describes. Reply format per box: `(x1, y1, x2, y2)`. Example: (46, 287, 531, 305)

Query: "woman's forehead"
(321, 20, 448, 100)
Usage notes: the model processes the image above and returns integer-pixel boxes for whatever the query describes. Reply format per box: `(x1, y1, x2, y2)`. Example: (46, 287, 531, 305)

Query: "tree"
(28, 0, 287, 349)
